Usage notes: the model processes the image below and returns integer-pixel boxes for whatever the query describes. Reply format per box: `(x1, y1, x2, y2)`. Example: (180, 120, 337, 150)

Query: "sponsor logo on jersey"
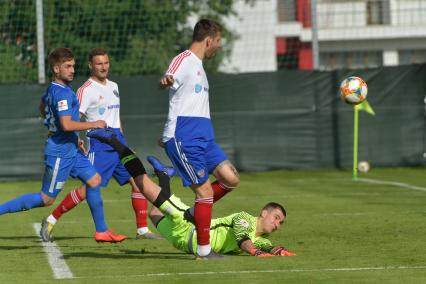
(113, 89, 119, 98)
(57, 100, 68, 111)
(195, 84, 202, 93)
(107, 104, 120, 109)
(238, 219, 250, 228)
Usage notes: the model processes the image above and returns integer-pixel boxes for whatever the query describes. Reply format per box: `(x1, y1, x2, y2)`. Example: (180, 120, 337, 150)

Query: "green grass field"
(1, 168, 426, 283)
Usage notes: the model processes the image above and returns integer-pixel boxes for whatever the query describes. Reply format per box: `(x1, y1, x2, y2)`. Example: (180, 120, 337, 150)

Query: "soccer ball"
(358, 161, 370, 173)
(339, 76, 368, 105)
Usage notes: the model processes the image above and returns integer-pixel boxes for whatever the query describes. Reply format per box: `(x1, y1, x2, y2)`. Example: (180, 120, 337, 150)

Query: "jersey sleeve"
(232, 211, 257, 247)
(77, 86, 92, 115)
(54, 89, 74, 117)
(165, 53, 189, 91)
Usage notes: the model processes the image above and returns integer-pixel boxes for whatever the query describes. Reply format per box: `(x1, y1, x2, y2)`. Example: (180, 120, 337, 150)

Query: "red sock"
(211, 181, 230, 202)
(194, 197, 213, 245)
(52, 189, 84, 220)
(132, 192, 148, 228)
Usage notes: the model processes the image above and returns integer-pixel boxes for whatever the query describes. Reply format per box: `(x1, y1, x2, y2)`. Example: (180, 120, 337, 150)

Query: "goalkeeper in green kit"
(87, 128, 296, 258)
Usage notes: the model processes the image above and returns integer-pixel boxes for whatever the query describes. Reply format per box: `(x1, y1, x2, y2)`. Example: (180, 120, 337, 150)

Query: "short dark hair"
(261, 202, 287, 217)
(192, 19, 222, 42)
(88, 48, 108, 62)
(48, 48, 74, 72)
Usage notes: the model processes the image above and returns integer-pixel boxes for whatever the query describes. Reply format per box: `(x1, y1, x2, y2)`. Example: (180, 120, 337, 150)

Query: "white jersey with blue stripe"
(162, 50, 214, 142)
(77, 78, 123, 151)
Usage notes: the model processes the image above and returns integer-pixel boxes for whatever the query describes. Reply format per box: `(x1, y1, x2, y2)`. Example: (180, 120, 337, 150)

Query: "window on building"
(320, 51, 382, 70)
(367, 0, 390, 25)
(277, 0, 297, 22)
(399, 50, 426, 65)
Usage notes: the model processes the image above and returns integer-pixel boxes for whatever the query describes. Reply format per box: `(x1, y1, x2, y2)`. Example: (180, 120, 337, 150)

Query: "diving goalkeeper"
(87, 128, 296, 258)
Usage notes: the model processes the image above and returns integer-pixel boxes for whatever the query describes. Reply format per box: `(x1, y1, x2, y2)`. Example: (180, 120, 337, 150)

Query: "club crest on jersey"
(57, 100, 68, 111)
(195, 84, 202, 93)
(98, 106, 106, 115)
(238, 219, 250, 228)
(113, 89, 119, 98)
(197, 169, 205, 178)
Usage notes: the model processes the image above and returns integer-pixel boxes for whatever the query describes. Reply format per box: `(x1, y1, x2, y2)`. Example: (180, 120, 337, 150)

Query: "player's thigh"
(87, 150, 121, 187)
(40, 155, 73, 198)
(165, 138, 209, 187)
(207, 142, 239, 187)
(70, 151, 99, 187)
(156, 217, 193, 254)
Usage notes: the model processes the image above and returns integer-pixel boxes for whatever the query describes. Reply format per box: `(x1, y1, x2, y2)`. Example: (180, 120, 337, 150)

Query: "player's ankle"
(197, 244, 211, 256)
(136, 227, 149, 235)
(46, 215, 57, 225)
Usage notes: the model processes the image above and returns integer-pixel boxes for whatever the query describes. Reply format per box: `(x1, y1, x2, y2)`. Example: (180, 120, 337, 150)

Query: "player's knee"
(226, 174, 240, 189)
(42, 195, 55, 206)
(77, 186, 86, 199)
(87, 174, 102, 188)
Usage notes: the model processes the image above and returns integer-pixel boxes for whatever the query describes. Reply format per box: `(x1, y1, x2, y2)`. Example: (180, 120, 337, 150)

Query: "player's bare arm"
(240, 239, 274, 257)
(159, 75, 174, 89)
(38, 102, 46, 118)
(59, 115, 106, 132)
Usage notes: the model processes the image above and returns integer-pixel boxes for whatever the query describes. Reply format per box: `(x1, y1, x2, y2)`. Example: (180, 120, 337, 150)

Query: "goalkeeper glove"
(270, 246, 297, 257)
(249, 248, 275, 257)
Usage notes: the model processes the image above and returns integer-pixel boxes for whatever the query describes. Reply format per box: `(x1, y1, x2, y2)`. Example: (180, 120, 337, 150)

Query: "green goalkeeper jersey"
(193, 211, 274, 254)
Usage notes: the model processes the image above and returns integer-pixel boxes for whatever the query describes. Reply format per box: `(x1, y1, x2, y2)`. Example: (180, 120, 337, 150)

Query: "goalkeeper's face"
(260, 208, 285, 234)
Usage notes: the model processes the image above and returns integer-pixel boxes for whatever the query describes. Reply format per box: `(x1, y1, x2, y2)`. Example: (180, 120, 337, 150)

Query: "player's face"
(90, 54, 110, 81)
(54, 59, 75, 84)
(205, 33, 221, 59)
(261, 208, 285, 234)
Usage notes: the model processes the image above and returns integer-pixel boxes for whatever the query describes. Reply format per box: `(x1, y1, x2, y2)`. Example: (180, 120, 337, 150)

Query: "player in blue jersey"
(0, 48, 106, 220)
(40, 48, 161, 243)
(159, 19, 240, 259)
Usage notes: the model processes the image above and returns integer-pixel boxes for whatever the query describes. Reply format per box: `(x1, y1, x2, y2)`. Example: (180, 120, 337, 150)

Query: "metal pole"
(36, 0, 46, 84)
(311, 0, 319, 70)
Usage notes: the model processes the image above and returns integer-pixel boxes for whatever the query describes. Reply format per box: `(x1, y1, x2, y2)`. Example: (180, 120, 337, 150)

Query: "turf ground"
(1, 168, 426, 283)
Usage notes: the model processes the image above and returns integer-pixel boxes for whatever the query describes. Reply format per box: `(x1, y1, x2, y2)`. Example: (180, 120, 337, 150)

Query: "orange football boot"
(95, 229, 127, 243)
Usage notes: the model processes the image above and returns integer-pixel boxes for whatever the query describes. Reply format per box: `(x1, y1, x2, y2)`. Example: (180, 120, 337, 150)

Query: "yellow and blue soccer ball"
(339, 76, 368, 105)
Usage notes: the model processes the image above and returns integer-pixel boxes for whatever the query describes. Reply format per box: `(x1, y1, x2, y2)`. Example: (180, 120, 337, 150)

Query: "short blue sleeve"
(54, 88, 74, 117)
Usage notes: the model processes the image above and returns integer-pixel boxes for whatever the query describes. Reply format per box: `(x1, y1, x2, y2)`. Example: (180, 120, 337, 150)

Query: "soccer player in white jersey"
(40, 48, 162, 242)
(159, 19, 240, 259)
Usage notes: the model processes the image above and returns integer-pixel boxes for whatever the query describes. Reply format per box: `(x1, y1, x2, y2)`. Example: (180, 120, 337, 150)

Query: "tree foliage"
(0, 0, 251, 83)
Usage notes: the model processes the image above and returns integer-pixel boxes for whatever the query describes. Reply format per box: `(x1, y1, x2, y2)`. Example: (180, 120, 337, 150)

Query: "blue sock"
(86, 186, 108, 232)
(0, 193, 44, 215)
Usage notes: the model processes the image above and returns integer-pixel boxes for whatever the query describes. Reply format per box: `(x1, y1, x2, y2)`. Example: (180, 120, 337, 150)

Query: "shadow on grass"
(63, 250, 193, 260)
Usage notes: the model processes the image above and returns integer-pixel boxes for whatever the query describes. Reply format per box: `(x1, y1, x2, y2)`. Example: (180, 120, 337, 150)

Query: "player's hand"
(157, 138, 165, 148)
(78, 139, 88, 155)
(270, 246, 297, 257)
(159, 75, 174, 89)
(92, 120, 106, 129)
(249, 248, 275, 257)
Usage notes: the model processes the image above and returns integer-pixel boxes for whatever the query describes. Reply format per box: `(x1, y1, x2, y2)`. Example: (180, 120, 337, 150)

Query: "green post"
(353, 105, 359, 180)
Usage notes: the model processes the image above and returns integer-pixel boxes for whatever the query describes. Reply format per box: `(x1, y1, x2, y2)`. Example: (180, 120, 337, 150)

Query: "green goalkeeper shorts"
(156, 195, 195, 253)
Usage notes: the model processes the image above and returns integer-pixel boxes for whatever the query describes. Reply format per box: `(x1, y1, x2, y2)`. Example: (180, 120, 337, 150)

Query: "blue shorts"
(164, 138, 228, 187)
(41, 151, 98, 198)
(87, 150, 130, 187)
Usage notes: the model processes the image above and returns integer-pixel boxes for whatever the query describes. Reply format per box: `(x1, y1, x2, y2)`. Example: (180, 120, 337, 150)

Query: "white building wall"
(220, 0, 426, 73)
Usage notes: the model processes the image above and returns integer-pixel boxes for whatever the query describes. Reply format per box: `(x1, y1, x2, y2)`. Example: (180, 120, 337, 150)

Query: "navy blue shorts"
(87, 150, 130, 187)
(164, 138, 227, 187)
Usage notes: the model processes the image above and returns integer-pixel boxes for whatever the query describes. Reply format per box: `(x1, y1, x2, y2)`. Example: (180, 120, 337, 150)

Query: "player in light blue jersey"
(0, 48, 106, 220)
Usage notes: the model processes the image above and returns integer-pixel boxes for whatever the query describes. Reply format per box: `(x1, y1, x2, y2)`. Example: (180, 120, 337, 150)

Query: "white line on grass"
(357, 178, 426, 192)
(32, 223, 74, 279)
(76, 265, 426, 279)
